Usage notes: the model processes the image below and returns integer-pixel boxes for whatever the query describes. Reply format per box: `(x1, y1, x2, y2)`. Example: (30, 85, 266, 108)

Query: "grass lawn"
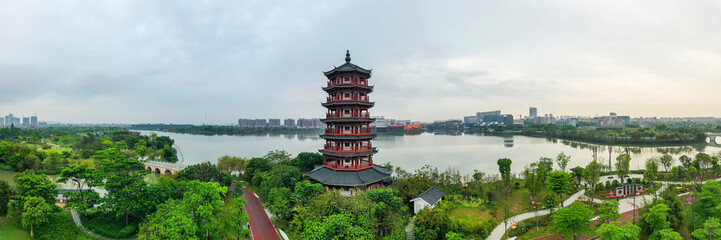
(0, 216, 31, 240)
(450, 206, 494, 222)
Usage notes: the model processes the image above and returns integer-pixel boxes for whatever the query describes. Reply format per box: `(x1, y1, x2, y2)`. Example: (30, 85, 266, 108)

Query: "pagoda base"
(306, 164, 391, 188)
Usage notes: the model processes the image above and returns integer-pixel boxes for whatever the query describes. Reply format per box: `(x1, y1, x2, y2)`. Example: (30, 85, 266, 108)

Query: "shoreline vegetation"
(130, 124, 324, 136)
(427, 122, 714, 146)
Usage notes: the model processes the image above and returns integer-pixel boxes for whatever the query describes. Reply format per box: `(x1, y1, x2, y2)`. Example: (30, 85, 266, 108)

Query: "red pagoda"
(306, 50, 391, 190)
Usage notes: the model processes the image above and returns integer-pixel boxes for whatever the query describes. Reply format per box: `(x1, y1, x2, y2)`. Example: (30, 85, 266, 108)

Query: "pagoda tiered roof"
(323, 50, 372, 77)
(306, 164, 390, 187)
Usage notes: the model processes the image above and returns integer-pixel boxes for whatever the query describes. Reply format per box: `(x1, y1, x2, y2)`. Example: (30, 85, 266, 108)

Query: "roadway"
(242, 188, 281, 240)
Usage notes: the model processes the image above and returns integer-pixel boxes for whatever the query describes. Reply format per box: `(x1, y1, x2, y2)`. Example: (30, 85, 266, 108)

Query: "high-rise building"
(476, 110, 501, 124)
(22, 117, 30, 126)
(4, 114, 20, 127)
(268, 119, 281, 127)
(283, 118, 295, 127)
(529, 107, 537, 117)
(30, 116, 38, 127)
(306, 50, 390, 191)
(0, 117, 4, 126)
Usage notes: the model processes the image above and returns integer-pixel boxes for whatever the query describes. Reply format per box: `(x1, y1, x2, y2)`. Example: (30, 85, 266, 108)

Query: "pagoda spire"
(345, 50, 351, 63)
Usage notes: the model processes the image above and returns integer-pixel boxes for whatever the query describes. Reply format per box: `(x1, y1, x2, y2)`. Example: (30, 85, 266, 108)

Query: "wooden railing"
(324, 161, 373, 170)
(327, 80, 368, 87)
(325, 113, 370, 119)
(326, 96, 369, 102)
(323, 144, 373, 152)
(324, 128, 372, 135)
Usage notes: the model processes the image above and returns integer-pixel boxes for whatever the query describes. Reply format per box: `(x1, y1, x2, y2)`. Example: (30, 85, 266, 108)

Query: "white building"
(410, 186, 445, 214)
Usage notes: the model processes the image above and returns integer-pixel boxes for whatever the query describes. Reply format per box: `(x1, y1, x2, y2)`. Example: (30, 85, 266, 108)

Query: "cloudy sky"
(1, 1, 720, 124)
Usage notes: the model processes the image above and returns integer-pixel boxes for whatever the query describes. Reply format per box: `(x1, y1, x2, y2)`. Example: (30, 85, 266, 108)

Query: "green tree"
(543, 194, 559, 214)
(293, 152, 324, 172)
(551, 201, 594, 240)
(616, 154, 631, 183)
(644, 159, 659, 185)
(413, 207, 449, 240)
(243, 157, 271, 182)
(445, 231, 463, 240)
(680, 155, 693, 169)
(304, 213, 375, 240)
(547, 170, 573, 205)
(472, 170, 486, 196)
(644, 204, 671, 240)
(99, 148, 152, 226)
(138, 199, 197, 240)
(693, 217, 721, 240)
(0, 180, 11, 216)
(497, 158, 512, 199)
(177, 161, 223, 184)
(216, 155, 246, 175)
(596, 222, 640, 240)
(267, 187, 293, 220)
(523, 165, 541, 198)
(655, 229, 682, 240)
(57, 164, 103, 215)
(659, 154, 674, 172)
(12, 170, 57, 208)
(368, 188, 407, 237)
(585, 160, 601, 205)
(539, 157, 554, 176)
(264, 150, 292, 163)
(182, 180, 227, 239)
(22, 196, 52, 238)
(556, 152, 571, 172)
(598, 200, 622, 224)
(294, 180, 324, 204)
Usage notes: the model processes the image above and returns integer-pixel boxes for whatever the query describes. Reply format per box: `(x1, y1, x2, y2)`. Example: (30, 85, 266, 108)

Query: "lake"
(139, 131, 721, 176)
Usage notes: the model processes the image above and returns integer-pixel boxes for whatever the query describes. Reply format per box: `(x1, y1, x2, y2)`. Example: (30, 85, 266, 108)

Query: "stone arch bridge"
(144, 161, 186, 175)
(707, 134, 721, 145)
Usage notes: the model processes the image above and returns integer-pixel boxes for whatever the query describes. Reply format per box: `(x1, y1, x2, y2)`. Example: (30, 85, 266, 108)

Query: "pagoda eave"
(319, 134, 377, 140)
(322, 85, 374, 92)
(321, 101, 375, 108)
(321, 118, 375, 124)
(318, 149, 378, 158)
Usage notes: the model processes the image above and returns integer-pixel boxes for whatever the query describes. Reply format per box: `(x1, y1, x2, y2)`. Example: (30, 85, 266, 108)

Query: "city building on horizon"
(529, 107, 537, 117)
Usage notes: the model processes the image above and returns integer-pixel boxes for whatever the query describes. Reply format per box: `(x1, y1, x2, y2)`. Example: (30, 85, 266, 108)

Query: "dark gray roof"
(318, 148, 377, 158)
(319, 134, 376, 140)
(306, 164, 390, 187)
(323, 51, 372, 77)
(410, 186, 445, 205)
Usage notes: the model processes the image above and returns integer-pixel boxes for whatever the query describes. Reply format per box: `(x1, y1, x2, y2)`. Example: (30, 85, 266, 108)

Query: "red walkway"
(242, 188, 281, 240)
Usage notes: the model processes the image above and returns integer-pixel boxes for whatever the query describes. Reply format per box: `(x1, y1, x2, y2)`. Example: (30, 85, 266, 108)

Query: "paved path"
(242, 188, 281, 240)
(486, 190, 586, 240)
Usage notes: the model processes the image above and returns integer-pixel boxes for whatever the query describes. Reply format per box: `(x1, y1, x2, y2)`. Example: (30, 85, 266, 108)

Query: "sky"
(1, 1, 720, 124)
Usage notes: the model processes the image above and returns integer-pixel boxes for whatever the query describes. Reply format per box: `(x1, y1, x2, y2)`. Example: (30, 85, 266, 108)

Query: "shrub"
(80, 211, 138, 238)
(35, 212, 95, 240)
(611, 180, 619, 188)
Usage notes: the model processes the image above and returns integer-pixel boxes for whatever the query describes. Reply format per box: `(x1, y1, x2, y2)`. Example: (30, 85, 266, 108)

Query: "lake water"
(140, 131, 721, 176)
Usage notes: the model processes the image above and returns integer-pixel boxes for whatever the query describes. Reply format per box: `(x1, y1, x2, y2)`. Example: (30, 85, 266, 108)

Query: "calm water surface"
(141, 131, 721, 176)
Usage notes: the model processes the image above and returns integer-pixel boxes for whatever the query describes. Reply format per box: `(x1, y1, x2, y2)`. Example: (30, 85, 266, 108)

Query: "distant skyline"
(1, 1, 721, 124)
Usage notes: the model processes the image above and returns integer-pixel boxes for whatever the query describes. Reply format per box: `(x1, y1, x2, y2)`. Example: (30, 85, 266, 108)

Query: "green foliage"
(659, 154, 674, 172)
(550, 201, 594, 239)
(0, 180, 11, 216)
(34, 212, 98, 240)
(655, 229, 682, 240)
(585, 160, 601, 194)
(556, 152, 571, 172)
(696, 181, 721, 226)
(264, 150, 292, 163)
(303, 213, 374, 240)
(497, 158, 512, 189)
(644, 203, 671, 240)
(597, 200, 621, 224)
(445, 231, 464, 240)
(12, 170, 57, 209)
(547, 170, 573, 200)
(267, 187, 293, 220)
(22, 196, 52, 237)
(293, 152, 324, 172)
(217, 155, 246, 173)
(543, 194, 559, 213)
(644, 159, 659, 182)
(616, 154, 631, 182)
(414, 207, 449, 240)
(81, 211, 139, 239)
(243, 157, 271, 182)
(176, 161, 223, 184)
(294, 180, 324, 204)
(138, 199, 196, 240)
(182, 180, 227, 238)
(693, 217, 721, 240)
(597, 222, 640, 240)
